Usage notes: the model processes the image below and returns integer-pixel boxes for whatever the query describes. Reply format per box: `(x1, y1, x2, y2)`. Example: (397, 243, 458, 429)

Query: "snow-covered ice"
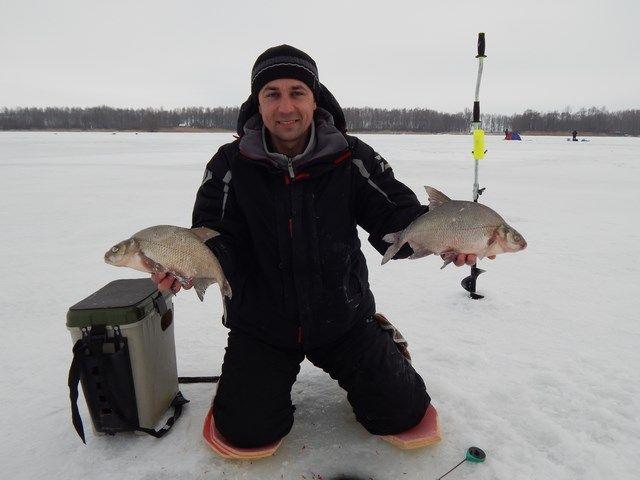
(1, 131, 639, 480)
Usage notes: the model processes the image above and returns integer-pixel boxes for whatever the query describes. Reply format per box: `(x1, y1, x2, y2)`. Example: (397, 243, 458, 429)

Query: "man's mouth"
(277, 119, 299, 126)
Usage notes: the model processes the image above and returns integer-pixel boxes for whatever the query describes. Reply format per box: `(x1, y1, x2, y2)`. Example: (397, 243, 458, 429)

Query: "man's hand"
(151, 272, 192, 294)
(441, 253, 496, 267)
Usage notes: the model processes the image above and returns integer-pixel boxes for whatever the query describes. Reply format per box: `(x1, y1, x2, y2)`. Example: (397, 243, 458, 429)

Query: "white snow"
(1, 131, 639, 480)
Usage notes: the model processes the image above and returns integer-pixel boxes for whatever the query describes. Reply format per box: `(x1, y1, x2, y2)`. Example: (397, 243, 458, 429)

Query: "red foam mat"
(202, 407, 281, 460)
(380, 404, 442, 449)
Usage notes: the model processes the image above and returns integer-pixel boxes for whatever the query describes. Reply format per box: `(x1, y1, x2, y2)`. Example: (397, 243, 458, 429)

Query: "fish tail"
(192, 278, 214, 302)
(381, 231, 405, 265)
(220, 279, 232, 299)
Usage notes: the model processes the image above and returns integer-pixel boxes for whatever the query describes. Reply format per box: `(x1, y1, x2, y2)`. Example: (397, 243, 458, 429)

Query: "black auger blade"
(461, 265, 486, 299)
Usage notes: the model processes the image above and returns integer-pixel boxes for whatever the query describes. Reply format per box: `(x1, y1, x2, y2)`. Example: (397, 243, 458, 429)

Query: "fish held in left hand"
(381, 186, 527, 267)
(104, 225, 232, 301)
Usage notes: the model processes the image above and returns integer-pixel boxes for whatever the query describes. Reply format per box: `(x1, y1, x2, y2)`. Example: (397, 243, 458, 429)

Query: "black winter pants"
(213, 316, 430, 448)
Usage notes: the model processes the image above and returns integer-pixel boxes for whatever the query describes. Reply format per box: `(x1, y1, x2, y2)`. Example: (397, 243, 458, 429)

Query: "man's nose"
(277, 96, 295, 114)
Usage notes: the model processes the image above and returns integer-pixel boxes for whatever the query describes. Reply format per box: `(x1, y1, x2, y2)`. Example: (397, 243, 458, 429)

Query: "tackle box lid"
(66, 278, 167, 328)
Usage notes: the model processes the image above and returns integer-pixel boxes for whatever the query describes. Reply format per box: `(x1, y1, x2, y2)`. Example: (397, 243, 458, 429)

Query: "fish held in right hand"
(381, 186, 527, 267)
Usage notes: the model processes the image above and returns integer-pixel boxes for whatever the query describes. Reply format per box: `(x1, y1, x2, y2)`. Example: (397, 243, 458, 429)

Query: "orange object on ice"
(381, 404, 442, 449)
(202, 407, 282, 460)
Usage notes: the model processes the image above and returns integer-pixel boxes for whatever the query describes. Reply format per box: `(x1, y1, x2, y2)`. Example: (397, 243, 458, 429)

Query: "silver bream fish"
(382, 186, 527, 267)
(104, 225, 231, 301)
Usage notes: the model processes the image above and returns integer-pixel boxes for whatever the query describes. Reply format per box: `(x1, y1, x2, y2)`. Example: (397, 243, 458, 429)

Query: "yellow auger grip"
(473, 129, 485, 160)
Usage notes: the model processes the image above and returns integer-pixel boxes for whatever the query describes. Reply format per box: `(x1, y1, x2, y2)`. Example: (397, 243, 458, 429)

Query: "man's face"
(258, 78, 316, 145)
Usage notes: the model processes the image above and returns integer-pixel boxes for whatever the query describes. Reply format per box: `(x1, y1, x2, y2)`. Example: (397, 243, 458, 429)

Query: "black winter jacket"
(192, 110, 427, 349)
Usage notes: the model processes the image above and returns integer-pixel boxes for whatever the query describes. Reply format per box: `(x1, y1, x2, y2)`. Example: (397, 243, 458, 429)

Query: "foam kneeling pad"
(202, 407, 282, 460)
(380, 404, 442, 449)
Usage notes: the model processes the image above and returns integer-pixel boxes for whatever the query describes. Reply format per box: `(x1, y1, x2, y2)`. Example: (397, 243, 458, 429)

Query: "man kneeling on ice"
(152, 45, 480, 452)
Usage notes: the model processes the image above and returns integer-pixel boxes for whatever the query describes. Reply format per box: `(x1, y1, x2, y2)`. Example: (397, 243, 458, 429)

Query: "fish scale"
(133, 228, 223, 283)
(410, 202, 503, 252)
(137, 240, 199, 275)
(136, 235, 211, 277)
(381, 186, 526, 266)
(105, 225, 232, 301)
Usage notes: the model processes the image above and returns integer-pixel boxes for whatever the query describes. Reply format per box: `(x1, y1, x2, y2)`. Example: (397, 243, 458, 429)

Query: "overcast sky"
(0, 0, 637, 114)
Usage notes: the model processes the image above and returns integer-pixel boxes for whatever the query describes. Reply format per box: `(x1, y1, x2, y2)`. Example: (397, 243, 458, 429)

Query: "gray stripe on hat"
(252, 55, 318, 84)
(252, 55, 318, 76)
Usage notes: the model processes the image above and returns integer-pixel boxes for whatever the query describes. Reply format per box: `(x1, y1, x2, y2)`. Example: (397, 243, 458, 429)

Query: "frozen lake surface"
(1, 131, 639, 479)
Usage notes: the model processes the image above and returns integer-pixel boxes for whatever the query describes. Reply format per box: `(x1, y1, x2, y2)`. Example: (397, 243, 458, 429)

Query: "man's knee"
(352, 361, 431, 435)
(212, 329, 303, 447)
(214, 401, 295, 448)
(355, 388, 430, 435)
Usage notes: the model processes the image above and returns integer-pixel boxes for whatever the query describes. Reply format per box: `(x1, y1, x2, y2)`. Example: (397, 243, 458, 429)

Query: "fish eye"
(513, 234, 521, 242)
(111, 246, 119, 253)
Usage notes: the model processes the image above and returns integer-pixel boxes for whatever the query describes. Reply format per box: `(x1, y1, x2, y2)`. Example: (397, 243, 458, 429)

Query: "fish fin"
(138, 253, 165, 273)
(220, 279, 232, 299)
(190, 227, 220, 243)
(381, 231, 405, 265)
(487, 228, 500, 247)
(192, 278, 215, 302)
(482, 229, 502, 258)
(424, 186, 451, 208)
(440, 258, 454, 269)
(382, 231, 401, 244)
(408, 247, 433, 260)
(439, 250, 458, 269)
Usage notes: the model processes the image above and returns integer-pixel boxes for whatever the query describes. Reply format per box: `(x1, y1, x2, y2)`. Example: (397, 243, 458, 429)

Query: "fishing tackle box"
(66, 278, 188, 442)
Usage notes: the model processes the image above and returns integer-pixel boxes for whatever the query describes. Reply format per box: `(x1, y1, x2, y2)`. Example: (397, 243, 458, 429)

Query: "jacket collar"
(239, 108, 348, 175)
(262, 121, 317, 167)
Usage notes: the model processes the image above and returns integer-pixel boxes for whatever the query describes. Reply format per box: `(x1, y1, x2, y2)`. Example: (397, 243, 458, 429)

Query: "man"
(153, 45, 478, 448)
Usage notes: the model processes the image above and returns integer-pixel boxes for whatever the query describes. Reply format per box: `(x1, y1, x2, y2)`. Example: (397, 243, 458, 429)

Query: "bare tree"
(1, 106, 638, 135)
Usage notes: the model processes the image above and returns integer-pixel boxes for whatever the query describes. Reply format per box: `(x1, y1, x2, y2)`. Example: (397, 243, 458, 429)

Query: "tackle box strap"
(129, 391, 190, 439)
(68, 326, 190, 443)
(178, 376, 219, 383)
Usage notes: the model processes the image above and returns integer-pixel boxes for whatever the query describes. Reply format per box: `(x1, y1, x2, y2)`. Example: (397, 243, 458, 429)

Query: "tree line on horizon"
(1, 105, 638, 135)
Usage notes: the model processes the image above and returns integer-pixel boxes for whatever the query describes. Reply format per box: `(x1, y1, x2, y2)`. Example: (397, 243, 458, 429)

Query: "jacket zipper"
(284, 158, 301, 345)
(287, 157, 295, 179)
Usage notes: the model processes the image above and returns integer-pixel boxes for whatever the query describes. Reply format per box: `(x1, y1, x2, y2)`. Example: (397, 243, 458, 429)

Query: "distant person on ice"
(152, 45, 480, 449)
(572, 130, 578, 141)
(504, 128, 521, 141)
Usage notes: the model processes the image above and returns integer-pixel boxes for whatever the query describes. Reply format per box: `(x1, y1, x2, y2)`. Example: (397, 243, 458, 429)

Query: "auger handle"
(476, 33, 486, 58)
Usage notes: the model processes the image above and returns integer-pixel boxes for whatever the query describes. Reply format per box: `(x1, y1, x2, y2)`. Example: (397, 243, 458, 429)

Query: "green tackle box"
(67, 278, 183, 438)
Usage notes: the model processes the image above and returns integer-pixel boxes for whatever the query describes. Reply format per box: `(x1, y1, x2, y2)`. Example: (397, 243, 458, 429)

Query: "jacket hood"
(239, 108, 349, 175)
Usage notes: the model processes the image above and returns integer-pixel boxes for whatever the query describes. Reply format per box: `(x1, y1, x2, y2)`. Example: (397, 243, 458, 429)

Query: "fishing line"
(436, 447, 486, 479)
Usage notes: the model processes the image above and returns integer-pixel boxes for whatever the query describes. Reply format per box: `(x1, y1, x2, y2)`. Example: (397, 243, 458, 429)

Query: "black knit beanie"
(251, 44, 319, 99)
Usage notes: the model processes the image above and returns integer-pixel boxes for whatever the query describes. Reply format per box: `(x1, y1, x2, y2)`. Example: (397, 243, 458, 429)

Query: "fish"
(104, 225, 231, 301)
(381, 186, 527, 267)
